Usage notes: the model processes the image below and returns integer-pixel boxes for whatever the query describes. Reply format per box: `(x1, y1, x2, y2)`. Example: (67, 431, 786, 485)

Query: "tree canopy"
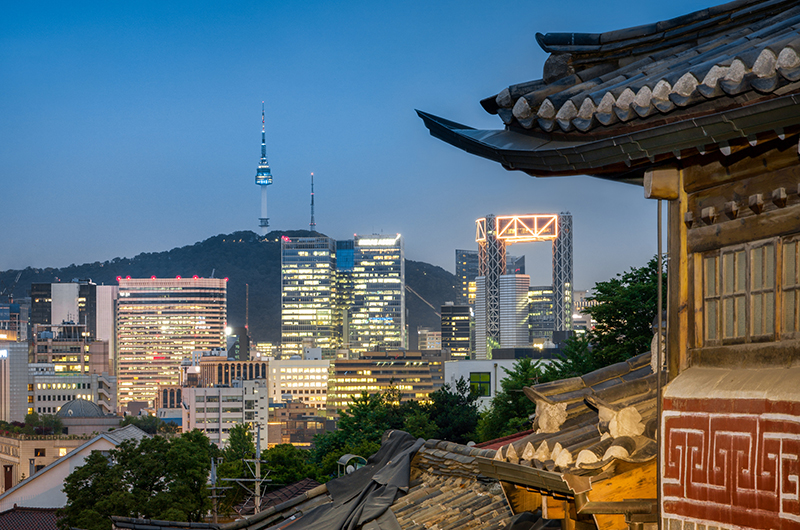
(583, 256, 664, 366)
(120, 414, 180, 435)
(476, 358, 542, 441)
(312, 380, 479, 477)
(59, 431, 216, 530)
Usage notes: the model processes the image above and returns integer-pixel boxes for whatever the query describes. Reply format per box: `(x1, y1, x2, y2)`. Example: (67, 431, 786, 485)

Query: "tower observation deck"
(255, 102, 273, 235)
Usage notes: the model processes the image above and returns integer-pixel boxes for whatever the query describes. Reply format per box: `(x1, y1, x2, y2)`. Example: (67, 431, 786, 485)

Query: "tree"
(120, 414, 180, 435)
(425, 378, 479, 445)
(23, 411, 62, 435)
(263, 444, 323, 490)
(541, 334, 597, 381)
(585, 256, 664, 365)
(476, 358, 543, 442)
(59, 431, 214, 530)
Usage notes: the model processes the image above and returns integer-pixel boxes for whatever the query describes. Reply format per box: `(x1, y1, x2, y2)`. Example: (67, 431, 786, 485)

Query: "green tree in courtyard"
(311, 381, 481, 476)
(120, 414, 180, 435)
(584, 256, 664, 366)
(264, 444, 324, 489)
(426, 377, 479, 445)
(476, 358, 543, 442)
(59, 430, 215, 530)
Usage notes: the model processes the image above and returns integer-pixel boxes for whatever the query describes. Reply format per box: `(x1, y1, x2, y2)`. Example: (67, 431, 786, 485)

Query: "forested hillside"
(0, 230, 458, 345)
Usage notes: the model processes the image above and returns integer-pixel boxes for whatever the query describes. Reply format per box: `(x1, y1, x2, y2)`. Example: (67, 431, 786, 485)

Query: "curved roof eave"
(417, 92, 800, 180)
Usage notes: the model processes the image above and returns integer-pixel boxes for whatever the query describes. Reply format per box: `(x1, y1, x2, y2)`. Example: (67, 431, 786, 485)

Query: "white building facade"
(181, 379, 268, 449)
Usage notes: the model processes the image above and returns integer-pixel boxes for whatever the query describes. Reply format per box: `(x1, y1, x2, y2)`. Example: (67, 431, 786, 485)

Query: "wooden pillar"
(667, 169, 689, 377)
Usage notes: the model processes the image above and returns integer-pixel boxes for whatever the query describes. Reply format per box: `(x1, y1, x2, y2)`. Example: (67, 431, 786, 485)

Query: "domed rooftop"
(57, 398, 105, 418)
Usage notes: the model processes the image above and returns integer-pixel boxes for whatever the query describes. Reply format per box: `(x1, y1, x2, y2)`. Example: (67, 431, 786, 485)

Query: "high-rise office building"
(455, 250, 479, 305)
(440, 303, 472, 359)
(335, 239, 355, 350)
(553, 213, 574, 332)
(116, 277, 226, 409)
(528, 286, 555, 340)
(349, 234, 405, 353)
(281, 236, 338, 357)
(29, 281, 117, 367)
(499, 275, 531, 349)
(31, 281, 97, 338)
(456, 250, 524, 306)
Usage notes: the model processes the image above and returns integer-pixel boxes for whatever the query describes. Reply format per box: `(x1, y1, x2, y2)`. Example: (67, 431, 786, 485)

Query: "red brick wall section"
(663, 397, 800, 529)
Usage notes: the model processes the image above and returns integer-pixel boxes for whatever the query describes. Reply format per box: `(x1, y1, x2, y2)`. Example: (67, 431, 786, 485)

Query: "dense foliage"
(59, 430, 216, 530)
(0, 231, 457, 343)
(0, 412, 62, 436)
(583, 256, 664, 366)
(120, 414, 180, 435)
(312, 380, 479, 477)
(476, 358, 542, 441)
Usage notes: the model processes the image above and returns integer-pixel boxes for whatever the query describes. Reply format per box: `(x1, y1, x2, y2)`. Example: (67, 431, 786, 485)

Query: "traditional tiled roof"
(477, 353, 655, 475)
(105, 424, 150, 445)
(483, 352, 660, 476)
(418, 0, 800, 179)
(485, 0, 800, 134)
(0, 506, 59, 530)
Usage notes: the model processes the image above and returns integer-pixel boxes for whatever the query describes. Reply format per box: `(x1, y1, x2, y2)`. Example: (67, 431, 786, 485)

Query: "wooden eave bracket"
(724, 201, 739, 220)
(749, 193, 765, 214)
(574, 492, 657, 517)
(772, 187, 788, 207)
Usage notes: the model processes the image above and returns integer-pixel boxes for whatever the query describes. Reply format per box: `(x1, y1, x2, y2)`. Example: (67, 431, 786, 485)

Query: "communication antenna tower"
(310, 172, 316, 232)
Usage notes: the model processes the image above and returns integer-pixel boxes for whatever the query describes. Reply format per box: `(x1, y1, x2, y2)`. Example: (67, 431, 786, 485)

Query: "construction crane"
(0, 272, 22, 303)
(405, 284, 440, 318)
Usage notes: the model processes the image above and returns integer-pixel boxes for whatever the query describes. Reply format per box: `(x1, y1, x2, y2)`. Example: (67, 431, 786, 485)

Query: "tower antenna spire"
(255, 101, 273, 235)
(310, 172, 316, 232)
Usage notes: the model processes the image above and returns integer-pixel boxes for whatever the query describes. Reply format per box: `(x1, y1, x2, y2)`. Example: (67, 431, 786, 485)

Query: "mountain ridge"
(0, 230, 458, 347)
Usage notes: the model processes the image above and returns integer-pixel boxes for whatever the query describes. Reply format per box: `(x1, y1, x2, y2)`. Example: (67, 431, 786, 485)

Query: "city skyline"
(3, 1, 712, 289)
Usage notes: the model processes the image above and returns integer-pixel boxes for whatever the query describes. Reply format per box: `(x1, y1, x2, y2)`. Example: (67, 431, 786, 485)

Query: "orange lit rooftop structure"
(475, 214, 558, 244)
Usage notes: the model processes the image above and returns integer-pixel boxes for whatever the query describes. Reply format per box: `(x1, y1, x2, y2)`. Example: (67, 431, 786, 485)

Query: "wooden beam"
(501, 482, 543, 515)
(543, 496, 568, 520)
(587, 461, 657, 530)
(687, 202, 800, 253)
(683, 135, 800, 193)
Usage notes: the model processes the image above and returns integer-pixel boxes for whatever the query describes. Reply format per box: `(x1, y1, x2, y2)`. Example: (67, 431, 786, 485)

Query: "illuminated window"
(469, 373, 491, 397)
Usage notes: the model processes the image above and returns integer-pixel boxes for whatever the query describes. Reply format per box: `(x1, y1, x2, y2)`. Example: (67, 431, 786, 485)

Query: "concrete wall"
(0, 437, 115, 510)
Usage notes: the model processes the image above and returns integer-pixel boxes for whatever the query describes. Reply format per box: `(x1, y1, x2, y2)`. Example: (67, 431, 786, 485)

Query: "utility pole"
(255, 425, 262, 512)
(221, 424, 271, 516)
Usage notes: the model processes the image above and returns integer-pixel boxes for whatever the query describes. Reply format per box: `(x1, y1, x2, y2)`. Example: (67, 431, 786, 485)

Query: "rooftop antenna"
(310, 172, 316, 232)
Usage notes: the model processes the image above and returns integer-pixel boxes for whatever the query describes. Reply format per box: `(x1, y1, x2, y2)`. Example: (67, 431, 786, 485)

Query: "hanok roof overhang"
(418, 0, 800, 182)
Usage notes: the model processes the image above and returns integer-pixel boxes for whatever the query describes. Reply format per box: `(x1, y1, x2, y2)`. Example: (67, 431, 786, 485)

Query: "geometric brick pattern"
(663, 397, 800, 530)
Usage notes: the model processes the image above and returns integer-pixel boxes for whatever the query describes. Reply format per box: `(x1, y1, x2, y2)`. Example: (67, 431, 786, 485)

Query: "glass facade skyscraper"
(349, 234, 405, 353)
(281, 236, 338, 356)
(117, 278, 226, 408)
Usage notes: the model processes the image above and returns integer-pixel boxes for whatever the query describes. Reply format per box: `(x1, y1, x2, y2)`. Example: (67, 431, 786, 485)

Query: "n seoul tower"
(255, 102, 273, 235)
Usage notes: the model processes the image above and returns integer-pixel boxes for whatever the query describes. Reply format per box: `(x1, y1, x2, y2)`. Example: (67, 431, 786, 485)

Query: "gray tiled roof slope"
(483, 0, 800, 134)
(105, 424, 151, 444)
(390, 474, 511, 530)
(487, 352, 660, 477)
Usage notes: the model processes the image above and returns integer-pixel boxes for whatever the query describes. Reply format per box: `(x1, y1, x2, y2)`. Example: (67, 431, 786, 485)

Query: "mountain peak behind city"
(0, 230, 458, 346)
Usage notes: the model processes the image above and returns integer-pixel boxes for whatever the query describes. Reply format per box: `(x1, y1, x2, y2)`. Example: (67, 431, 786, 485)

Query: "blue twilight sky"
(2, 0, 713, 289)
